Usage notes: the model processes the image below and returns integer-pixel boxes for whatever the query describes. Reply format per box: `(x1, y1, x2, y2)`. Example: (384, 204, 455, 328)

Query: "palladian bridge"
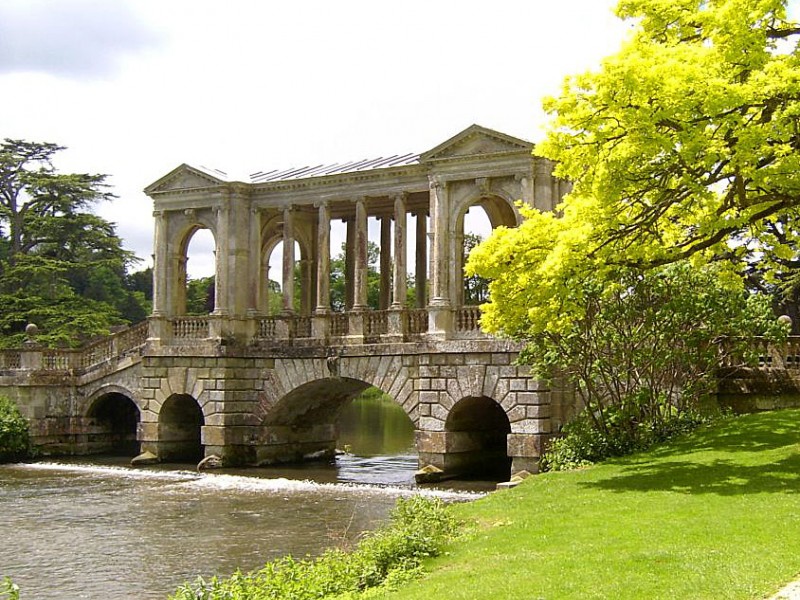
(3, 125, 793, 480)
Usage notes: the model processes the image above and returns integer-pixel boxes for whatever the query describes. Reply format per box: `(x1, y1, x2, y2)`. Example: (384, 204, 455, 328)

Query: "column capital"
(428, 175, 444, 191)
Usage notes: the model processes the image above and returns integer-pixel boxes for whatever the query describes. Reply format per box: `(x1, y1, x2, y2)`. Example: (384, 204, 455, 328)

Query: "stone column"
(391, 193, 407, 309)
(152, 210, 169, 317)
(352, 197, 368, 310)
(315, 202, 331, 313)
(344, 217, 355, 310)
(379, 215, 391, 310)
(428, 176, 452, 337)
(281, 207, 295, 314)
(299, 259, 313, 316)
(248, 207, 261, 316)
(388, 194, 408, 340)
(213, 206, 229, 316)
(414, 211, 427, 308)
(533, 159, 554, 212)
(175, 253, 188, 315)
(313, 202, 331, 338)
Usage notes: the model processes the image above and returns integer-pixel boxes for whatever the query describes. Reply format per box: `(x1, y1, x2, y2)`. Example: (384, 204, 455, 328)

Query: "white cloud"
(0, 0, 163, 78)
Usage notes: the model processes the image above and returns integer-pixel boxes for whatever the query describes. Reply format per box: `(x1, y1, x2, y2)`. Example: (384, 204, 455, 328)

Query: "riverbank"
(383, 408, 800, 599)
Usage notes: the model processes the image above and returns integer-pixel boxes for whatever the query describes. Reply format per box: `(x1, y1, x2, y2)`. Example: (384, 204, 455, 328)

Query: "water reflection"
(337, 390, 416, 457)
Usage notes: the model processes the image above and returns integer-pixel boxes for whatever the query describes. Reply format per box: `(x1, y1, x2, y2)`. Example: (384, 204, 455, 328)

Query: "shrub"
(169, 496, 459, 600)
(542, 407, 719, 472)
(0, 396, 30, 463)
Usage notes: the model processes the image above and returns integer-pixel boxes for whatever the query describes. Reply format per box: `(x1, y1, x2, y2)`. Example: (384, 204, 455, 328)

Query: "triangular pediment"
(420, 124, 532, 162)
(144, 164, 229, 195)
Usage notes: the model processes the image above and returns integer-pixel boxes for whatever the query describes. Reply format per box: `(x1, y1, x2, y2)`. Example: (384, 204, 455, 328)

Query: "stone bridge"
(1, 125, 794, 480)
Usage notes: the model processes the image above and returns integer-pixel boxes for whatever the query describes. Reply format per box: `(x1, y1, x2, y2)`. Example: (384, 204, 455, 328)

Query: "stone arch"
(174, 218, 218, 315)
(451, 190, 519, 308)
(157, 393, 205, 462)
(252, 355, 417, 465)
(256, 355, 416, 425)
(445, 395, 512, 479)
(85, 386, 141, 456)
(260, 215, 315, 315)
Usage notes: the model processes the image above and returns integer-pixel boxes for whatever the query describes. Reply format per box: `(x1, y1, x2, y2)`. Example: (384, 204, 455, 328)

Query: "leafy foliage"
(541, 408, 720, 471)
(469, 221, 785, 449)
(0, 139, 149, 346)
(185, 276, 215, 315)
(169, 496, 459, 600)
(0, 396, 30, 463)
(536, 0, 800, 278)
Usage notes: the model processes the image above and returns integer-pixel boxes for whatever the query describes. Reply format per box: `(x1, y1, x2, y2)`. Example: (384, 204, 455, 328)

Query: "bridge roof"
(145, 124, 534, 195)
(248, 153, 420, 184)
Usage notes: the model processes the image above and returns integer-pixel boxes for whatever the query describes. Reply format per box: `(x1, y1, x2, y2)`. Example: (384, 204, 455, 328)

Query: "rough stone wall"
(138, 354, 275, 439)
(409, 351, 550, 434)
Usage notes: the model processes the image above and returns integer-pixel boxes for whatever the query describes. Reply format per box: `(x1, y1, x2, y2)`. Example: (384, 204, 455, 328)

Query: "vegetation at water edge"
(169, 496, 458, 600)
(0, 396, 30, 463)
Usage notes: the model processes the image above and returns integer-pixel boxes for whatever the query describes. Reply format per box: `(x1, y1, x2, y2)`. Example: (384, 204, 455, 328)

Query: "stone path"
(769, 579, 800, 599)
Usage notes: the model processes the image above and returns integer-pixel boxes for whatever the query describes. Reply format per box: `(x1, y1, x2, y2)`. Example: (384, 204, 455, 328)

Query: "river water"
(0, 395, 486, 599)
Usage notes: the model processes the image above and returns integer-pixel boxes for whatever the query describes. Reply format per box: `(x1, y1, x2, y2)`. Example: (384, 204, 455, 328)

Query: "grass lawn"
(387, 409, 800, 600)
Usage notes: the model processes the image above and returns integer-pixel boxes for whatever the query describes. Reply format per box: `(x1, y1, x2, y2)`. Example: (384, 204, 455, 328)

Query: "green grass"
(385, 409, 800, 600)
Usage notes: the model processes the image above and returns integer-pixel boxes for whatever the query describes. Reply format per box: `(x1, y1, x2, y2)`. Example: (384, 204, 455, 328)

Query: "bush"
(0, 396, 30, 463)
(542, 408, 719, 472)
(169, 496, 459, 600)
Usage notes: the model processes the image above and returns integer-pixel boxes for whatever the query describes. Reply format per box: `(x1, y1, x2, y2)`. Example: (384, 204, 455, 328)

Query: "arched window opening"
(462, 206, 492, 306)
(183, 228, 216, 315)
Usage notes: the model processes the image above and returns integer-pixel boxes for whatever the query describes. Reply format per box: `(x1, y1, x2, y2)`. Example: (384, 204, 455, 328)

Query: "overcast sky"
(0, 0, 630, 277)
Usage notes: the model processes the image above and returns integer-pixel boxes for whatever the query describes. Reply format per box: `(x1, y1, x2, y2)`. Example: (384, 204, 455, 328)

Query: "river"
(0, 395, 486, 599)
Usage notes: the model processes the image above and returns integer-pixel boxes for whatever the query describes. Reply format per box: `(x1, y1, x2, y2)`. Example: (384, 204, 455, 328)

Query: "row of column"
(280, 194, 430, 316)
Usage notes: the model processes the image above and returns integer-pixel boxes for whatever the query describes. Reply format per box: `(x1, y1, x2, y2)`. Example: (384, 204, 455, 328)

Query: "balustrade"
(0, 351, 21, 370)
(294, 316, 312, 338)
(331, 313, 349, 337)
(257, 317, 278, 339)
(80, 339, 114, 369)
(407, 309, 429, 334)
(171, 317, 210, 339)
(42, 349, 74, 371)
(455, 306, 481, 332)
(365, 311, 388, 336)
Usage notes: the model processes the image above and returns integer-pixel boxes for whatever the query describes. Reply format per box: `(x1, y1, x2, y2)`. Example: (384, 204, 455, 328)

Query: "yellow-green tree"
(538, 0, 800, 277)
(467, 0, 794, 449)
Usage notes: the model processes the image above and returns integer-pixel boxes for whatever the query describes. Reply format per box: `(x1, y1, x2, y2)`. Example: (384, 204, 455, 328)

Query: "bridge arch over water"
(85, 387, 141, 456)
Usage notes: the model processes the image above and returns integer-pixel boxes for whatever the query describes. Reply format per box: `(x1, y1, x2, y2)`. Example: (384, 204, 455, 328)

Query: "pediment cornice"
(419, 124, 533, 162)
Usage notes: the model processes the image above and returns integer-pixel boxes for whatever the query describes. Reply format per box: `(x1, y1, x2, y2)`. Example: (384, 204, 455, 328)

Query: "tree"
(185, 275, 215, 315)
(535, 0, 800, 279)
(0, 139, 147, 346)
(463, 233, 490, 305)
(466, 0, 796, 447)
(329, 242, 381, 311)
